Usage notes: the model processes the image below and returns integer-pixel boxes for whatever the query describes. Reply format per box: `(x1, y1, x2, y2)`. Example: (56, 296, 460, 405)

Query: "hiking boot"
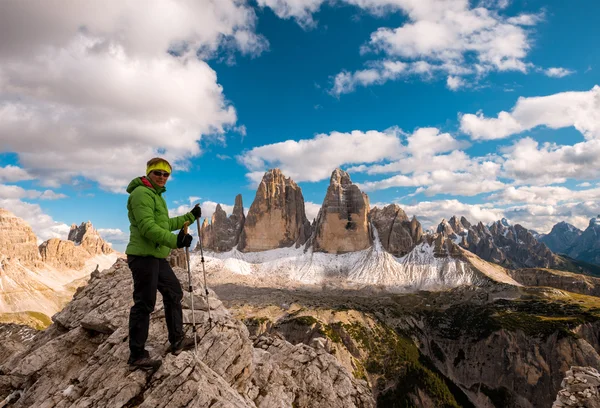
(170, 336, 196, 355)
(128, 355, 162, 371)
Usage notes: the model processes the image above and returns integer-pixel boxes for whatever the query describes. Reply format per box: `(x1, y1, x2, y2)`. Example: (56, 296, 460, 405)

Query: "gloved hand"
(177, 228, 193, 248)
(190, 204, 201, 219)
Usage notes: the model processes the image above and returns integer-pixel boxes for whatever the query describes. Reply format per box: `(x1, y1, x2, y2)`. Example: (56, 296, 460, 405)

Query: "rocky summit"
(437, 216, 562, 269)
(370, 205, 423, 257)
(313, 168, 371, 254)
(0, 209, 117, 318)
(0, 260, 374, 408)
(238, 169, 312, 252)
(0, 208, 42, 268)
(199, 194, 245, 252)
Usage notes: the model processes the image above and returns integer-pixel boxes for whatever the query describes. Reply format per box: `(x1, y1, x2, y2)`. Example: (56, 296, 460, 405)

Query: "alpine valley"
(1, 169, 600, 407)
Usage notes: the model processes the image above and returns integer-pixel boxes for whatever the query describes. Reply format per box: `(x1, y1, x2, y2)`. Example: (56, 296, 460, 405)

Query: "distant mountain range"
(538, 219, 600, 266)
(0, 209, 117, 319)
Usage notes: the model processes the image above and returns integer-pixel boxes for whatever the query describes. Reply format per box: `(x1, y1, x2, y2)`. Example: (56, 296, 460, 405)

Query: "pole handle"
(183, 221, 189, 235)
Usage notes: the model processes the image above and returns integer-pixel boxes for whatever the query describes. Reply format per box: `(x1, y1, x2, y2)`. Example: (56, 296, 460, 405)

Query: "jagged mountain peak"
(238, 169, 311, 252)
(329, 167, 352, 185)
(313, 168, 370, 253)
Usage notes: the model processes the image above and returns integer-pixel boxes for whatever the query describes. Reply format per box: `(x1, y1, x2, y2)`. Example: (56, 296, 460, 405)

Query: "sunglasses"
(151, 170, 170, 178)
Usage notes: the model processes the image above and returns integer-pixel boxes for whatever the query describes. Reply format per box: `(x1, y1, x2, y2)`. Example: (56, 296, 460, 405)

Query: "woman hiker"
(125, 157, 202, 370)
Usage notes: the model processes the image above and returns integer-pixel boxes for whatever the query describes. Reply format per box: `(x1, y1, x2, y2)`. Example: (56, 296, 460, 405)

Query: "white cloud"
(395, 199, 504, 231)
(0, 165, 33, 183)
(502, 201, 600, 233)
(447, 75, 466, 90)
(238, 128, 404, 183)
(169, 200, 234, 220)
(376, 198, 599, 235)
(256, 0, 326, 29)
(331, 60, 408, 95)
(406, 127, 468, 156)
(0, 199, 70, 243)
(359, 163, 504, 196)
(97, 228, 127, 247)
(329, 0, 541, 93)
(544, 67, 575, 78)
(577, 182, 592, 187)
(0, 1, 267, 192)
(487, 185, 600, 206)
(304, 201, 321, 221)
(501, 138, 600, 184)
(348, 150, 472, 175)
(460, 86, 600, 140)
(0, 184, 67, 200)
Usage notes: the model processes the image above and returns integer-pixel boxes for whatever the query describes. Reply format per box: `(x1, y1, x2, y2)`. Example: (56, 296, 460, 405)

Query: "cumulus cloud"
(304, 201, 321, 221)
(0, 184, 67, 200)
(544, 67, 575, 78)
(0, 199, 70, 243)
(390, 199, 504, 231)
(460, 86, 600, 140)
(97, 228, 127, 248)
(500, 138, 600, 184)
(331, 60, 408, 95)
(0, 1, 267, 192)
(447, 75, 466, 90)
(502, 201, 600, 233)
(256, 0, 326, 29)
(238, 128, 404, 183)
(487, 185, 600, 206)
(0, 165, 33, 183)
(359, 163, 504, 196)
(376, 198, 599, 235)
(327, 0, 541, 94)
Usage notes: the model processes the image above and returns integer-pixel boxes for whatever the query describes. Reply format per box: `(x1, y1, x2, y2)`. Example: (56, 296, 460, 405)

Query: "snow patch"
(193, 241, 504, 292)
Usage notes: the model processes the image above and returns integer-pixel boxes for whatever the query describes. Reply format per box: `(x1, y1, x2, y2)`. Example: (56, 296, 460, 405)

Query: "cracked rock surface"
(0, 258, 374, 407)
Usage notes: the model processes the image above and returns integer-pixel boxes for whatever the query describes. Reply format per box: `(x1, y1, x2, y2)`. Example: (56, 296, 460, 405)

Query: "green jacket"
(125, 176, 195, 258)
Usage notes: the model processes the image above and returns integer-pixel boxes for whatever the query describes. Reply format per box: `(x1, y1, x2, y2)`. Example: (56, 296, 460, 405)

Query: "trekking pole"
(182, 221, 197, 354)
(195, 210, 212, 328)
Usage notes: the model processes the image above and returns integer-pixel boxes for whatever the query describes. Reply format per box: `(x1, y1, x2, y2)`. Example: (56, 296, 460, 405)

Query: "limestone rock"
(553, 367, 600, 407)
(0, 324, 37, 365)
(198, 218, 214, 251)
(0, 259, 373, 408)
(566, 217, 600, 266)
(313, 169, 371, 254)
(540, 221, 583, 254)
(199, 195, 246, 252)
(370, 205, 422, 256)
(39, 238, 89, 270)
(0, 209, 42, 267)
(248, 335, 374, 408)
(167, 248, 187, 269)
(40, 221, 113, 270)
(68, 221, 113, 255)
(239, 169, 312, 252)
(438, 216, 561, 269)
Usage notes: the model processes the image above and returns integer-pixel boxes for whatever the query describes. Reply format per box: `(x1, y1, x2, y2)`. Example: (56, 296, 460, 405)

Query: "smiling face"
(148, 169, 170, 187)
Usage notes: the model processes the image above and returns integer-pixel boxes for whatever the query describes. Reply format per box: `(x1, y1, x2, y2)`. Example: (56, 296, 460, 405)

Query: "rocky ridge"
(436, 216, 563, 269)
(238, 169, 312, 252)
(567, 217, 600, 266)
(553, 366, 600, 407)
(540, 222, 584, 254)
(0, 260, 374, 408)
(313, 169, 371, 254)
(199, 194, 245, 252)
(0, 209, 117, 318)
(370, 204, 423, 257)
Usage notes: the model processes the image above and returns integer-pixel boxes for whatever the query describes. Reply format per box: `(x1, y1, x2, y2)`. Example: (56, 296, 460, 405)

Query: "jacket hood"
(126, 176, 166, 194)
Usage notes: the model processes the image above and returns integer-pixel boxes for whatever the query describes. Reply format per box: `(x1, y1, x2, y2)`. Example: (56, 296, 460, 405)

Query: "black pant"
(128, 255, 184, 359)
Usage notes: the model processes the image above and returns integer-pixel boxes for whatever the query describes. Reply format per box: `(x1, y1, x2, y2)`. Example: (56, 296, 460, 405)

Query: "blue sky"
(0, 0, 599, 252)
